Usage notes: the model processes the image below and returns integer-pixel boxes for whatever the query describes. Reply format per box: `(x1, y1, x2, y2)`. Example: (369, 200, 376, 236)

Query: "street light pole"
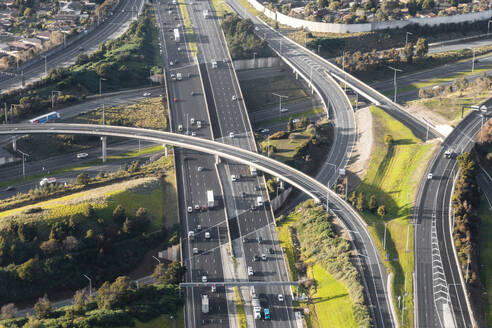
(83, 274, 92, 296)
(388, 66, 402, 103)
(17, 149, 28, 178)
(272, 93, 288, 119)
(253, 52, 257, 68)
(152, 255, 161, 264)
(43, 56, 47, 76)
(405, 31, 413, 46)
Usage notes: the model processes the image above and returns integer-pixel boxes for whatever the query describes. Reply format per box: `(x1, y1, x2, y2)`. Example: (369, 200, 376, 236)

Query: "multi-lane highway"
(186, 0, 297, 325)
(0, 0, 143, 92)
(154, 1, 232, 326)
(415, 105, 491, 327)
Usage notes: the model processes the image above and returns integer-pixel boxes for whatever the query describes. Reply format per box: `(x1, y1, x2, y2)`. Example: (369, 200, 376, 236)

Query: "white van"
(256, 196, 263, 207)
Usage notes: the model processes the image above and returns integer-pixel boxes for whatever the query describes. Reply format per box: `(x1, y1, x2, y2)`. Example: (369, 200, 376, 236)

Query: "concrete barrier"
(248, 0, 492, 34)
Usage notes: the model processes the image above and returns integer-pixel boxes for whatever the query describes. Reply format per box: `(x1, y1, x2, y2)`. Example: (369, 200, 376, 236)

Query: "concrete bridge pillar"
(12, 137, 16, 152)
(162, 144, 168, 156)
(101, 136, 107, 162)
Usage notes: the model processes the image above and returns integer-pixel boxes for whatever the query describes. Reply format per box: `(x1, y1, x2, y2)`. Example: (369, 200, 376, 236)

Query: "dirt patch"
(346, 107, 373, 192)
(405, 102, 449, 126)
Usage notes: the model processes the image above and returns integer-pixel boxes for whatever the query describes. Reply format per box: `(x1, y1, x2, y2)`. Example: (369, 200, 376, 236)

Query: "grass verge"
(234, 287, 247, 328)
(307, 264, 358, 328)
(354, 106, 437, 327)
(239, 74, 312, 112)
(254, 108, 325, 128)
(211, 0, 232, 16)
(382, 63, 492, 97)
(179, 0, 198, 57)
(131, 307, 184, 328)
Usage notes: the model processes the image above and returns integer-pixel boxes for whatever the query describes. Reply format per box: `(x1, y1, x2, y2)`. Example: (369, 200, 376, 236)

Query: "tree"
(1, 303, 17, 319)
(136, 207, 148, 221)
(22, 316, 45, 328)
(368, 195, 378, 212)
(402, 42, 414, 64)
(34, 295, 52, 319)
(356, 192, 365, 211)
(40, 239, 59, 255)
(287, 117, 294, 132)
(96, 276, 134, 310)
(113, 205, 126, 224)
(17, 258, 40, 282)
(122, 217, 136, 235)
(76, 173, 90, 185)
(83, 204, 94, 218)
(23, 7, 32, 16)
(407, 0, 418, 16)
(73, 288, 90, 313)
(348, 192, 356, 206)
(153, 261, 187, 284)
(415, 38, 429, 57)
(377, 205, 386, 219)
(421, 0, 434, 9)
(384, 134, 394, 145)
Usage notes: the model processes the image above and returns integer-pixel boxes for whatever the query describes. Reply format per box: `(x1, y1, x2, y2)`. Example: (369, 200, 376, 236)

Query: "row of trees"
(452, 152, 480, 286)
(348, 192, 387, 218)
(0, 264, 184, 327)
(0, 195, 171, 304)
(221, 14, 272, 60)
(292, 200, 371, 327)
(419, 75, 492, 99)
(334, 37, 429, 74)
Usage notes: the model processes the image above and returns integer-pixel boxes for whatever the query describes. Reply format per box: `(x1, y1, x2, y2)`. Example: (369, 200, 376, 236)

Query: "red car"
(173, 97, 178, 102)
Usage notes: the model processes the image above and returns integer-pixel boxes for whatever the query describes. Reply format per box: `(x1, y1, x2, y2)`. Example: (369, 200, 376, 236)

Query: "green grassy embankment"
(130, 308, 184, 328)
(354, 106, 437, 327)
(307, 264, 358, 328)
(234, 287, 247, 328)
(276, 203, 361, 328)
(240, 75, 312, 112)
(178, 0, 198, 57)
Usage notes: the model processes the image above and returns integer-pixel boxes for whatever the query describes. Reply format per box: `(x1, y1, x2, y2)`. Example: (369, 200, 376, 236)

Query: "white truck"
(176, 72, 182, 81)
(40, 177, 56, 186)
(202, 294, 209, 314)
(256, 196, 263, 207)
(207, 190, 215, 208)
(250, 165, 257, 176)
(252, 297, 262, 319)
(203, 9, 209, 18)
(173, 28, 180, 42)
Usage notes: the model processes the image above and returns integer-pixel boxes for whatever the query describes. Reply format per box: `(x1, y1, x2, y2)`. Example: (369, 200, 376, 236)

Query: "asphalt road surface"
(154, 1, 231, 326)
(188, 1, 296, 326)
(414, 106, 491, 327)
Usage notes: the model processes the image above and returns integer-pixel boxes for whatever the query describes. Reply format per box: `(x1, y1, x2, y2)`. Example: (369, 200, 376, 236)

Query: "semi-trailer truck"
(202, 295, 209, 314)
(207, 190, 215, 208)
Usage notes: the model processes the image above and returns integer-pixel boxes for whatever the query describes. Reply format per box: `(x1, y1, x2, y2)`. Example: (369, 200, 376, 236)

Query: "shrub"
(268, 131, 289, 140)
(383, 134, 393, 145)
